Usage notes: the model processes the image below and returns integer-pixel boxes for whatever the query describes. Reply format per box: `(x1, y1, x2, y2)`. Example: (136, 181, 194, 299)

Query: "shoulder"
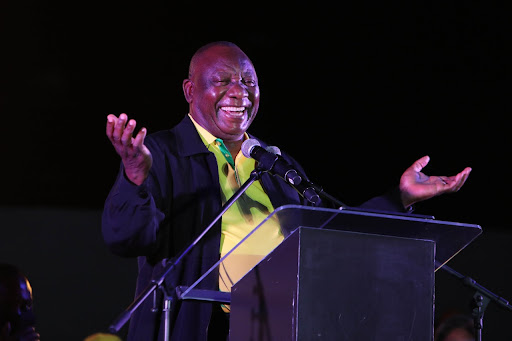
(145, 129, 176, 153)
(145, 116, 209, 159)
(144, 115, 193, 151)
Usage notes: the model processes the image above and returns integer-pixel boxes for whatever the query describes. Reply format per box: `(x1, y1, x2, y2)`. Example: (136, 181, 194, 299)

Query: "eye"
(214, 79, 230, 86)
(244, 79, 257, 86)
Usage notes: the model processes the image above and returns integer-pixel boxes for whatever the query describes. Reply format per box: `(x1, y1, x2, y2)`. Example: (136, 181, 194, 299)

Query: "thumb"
(411, 155, 430, 173)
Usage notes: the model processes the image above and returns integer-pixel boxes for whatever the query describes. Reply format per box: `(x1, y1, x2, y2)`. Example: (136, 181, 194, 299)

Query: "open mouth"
(220, 106, 247, 118)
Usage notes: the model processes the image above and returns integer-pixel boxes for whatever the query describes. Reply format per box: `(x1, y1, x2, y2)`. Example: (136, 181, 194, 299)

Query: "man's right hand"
(106, 113, 152, 186)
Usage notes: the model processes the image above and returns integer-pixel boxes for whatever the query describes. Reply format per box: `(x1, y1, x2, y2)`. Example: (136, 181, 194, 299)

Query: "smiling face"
(183, 42, 260, 142)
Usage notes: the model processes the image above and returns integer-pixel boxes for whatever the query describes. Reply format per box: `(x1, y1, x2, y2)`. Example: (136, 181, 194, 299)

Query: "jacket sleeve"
(101, 166, 166, 257)
(358, 187, 410, 213)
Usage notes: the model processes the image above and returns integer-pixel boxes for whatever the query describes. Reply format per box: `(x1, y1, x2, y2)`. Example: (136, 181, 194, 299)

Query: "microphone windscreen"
(265, 146, 281, 156)
(241, 139, 261, 158)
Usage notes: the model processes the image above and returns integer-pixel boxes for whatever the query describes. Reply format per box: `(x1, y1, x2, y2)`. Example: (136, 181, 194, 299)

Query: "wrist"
(124, 169, 147, 186)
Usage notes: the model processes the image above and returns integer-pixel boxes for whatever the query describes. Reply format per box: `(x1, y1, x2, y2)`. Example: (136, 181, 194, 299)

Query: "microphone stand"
(107, 166, 268, 339)
(436, 261, 512, 341)
(288, 170, 348, 208)
(311, 183, 348, 208)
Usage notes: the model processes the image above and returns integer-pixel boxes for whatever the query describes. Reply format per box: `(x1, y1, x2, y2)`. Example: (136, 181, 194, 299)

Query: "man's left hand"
(399, 155, 472, 209)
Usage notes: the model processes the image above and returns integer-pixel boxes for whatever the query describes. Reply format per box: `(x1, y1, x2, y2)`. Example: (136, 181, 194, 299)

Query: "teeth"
(221, 106, 245, 112)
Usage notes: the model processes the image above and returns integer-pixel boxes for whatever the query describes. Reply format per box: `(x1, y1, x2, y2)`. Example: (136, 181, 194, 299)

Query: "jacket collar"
(173, 115, 211, 157)
(173, 115, 265, 157)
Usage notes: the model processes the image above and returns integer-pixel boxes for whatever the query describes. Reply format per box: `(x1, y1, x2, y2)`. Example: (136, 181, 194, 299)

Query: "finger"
(453, 167, 472, 192)
(443, 167, 471, 192)
(411, 155, 430, 173)
(121, 119, 137, 146)
(462, 166, 472, 176)
(112, 113, 128, 143)
(106, 114, 118, 141)
(133, 126, 147, 150)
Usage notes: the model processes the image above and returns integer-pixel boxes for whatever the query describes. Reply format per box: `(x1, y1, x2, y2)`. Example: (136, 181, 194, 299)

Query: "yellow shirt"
(189, 115, 284, 296)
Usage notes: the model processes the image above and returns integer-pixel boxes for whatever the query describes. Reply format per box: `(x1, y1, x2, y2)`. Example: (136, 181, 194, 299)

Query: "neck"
(222, 139, 243, 158)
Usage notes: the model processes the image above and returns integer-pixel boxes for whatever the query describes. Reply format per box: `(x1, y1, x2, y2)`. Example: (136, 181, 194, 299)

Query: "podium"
(178, 205, 482, 340)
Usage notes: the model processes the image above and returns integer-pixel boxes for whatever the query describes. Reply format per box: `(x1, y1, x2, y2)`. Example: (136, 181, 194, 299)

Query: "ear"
(183, 79, 193, 103)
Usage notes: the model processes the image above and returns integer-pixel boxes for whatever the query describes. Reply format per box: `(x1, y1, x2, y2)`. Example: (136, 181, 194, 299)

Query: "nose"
(226, 79, 249, 99)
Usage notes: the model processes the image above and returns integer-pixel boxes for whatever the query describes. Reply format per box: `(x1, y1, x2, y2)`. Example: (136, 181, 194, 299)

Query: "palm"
(399, 156, 472, 208)
(106, 113, 153, 185)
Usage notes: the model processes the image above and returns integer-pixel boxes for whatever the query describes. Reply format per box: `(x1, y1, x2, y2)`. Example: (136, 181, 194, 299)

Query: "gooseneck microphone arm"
(241, 139, 348, 208)
(241, 139, 303, 186)
(302, 179, 348, 208)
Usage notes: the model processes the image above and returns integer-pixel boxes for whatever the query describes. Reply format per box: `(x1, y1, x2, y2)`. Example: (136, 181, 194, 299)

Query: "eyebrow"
(211, 70, 256, 79)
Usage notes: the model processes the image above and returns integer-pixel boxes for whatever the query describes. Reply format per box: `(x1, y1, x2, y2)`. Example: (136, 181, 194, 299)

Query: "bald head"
(188, 41, 250, 78)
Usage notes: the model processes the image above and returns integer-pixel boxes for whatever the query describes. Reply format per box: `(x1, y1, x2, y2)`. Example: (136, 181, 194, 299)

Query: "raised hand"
(106, 113, 152, 186)
(399, 155, 472, 208)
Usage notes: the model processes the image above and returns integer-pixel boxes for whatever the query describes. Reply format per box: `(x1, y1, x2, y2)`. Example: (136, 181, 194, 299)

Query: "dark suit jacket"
(102, 115, 406, 341)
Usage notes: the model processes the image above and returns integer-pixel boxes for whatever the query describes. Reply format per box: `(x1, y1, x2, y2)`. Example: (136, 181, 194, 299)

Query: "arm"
(102, 114, 164, 257)
(359, 156, 471, 213)
(102, 167, 165, 257)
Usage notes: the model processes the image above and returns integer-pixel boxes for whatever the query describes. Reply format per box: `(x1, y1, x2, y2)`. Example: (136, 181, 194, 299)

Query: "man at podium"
(102, 41, 471, 341)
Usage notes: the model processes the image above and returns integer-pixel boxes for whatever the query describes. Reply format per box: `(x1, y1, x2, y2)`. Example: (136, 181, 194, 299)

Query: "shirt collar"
(188, 113, 249, 146)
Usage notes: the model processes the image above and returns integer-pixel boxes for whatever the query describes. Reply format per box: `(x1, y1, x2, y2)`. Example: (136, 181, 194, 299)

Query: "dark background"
(1, 1, 510, 340)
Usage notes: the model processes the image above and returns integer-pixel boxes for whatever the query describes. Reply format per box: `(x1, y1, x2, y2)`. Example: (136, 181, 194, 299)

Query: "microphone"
(265, 144, 321, 204)
(242, 139, 302, 185)
(242, 139, 320, 204)
(265, 145, 281, 156)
